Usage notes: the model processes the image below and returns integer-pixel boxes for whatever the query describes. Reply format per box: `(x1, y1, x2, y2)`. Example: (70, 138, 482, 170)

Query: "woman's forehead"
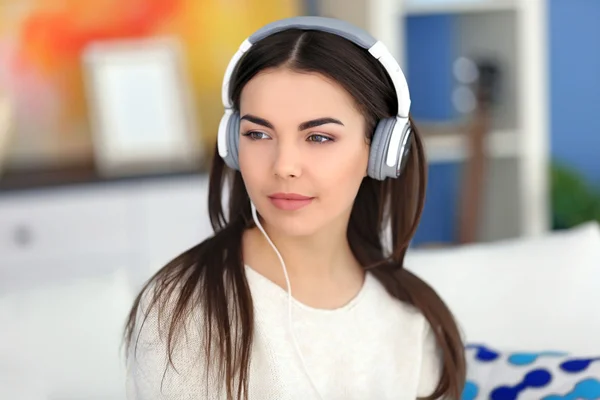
(239, 67, 360, 118)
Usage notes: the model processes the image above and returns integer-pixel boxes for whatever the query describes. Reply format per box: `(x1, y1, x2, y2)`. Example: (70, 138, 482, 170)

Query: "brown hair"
(125, 28, 465, 399)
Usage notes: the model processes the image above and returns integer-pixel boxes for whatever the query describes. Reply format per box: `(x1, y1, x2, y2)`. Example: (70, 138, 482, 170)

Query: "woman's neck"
(242, 222, 365, 309)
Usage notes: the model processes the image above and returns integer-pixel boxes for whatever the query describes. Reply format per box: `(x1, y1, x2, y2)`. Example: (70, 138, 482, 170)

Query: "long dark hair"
(125, 28, 465, 399)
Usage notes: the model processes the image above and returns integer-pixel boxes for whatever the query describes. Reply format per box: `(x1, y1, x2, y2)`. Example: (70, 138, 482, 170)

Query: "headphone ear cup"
(367, 117, 396, 180)
(223, 112, 241, 170)
(396, 125, 412, 176)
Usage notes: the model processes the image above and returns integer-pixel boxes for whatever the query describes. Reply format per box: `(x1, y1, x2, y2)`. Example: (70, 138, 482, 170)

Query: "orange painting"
(0, 0, 300, 168)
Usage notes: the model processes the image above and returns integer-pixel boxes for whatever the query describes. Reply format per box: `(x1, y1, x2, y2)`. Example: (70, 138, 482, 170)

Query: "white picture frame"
(0, 93, 14, 177)
(82, 36, 203, 177)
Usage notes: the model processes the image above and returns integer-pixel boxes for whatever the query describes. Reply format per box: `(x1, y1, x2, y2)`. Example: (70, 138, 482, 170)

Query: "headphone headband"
(221, 16, 410, 118)
(249, 16, 377, 48)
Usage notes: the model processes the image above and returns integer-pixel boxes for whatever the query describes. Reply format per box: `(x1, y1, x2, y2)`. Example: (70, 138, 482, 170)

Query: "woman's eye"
(243, 131, 270, 140)
(307, 134, 333, 143)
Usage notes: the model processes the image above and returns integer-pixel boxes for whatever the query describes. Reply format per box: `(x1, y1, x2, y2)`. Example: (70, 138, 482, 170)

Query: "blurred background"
(0, 0, 599, 398)
(1, 0, 598, 247)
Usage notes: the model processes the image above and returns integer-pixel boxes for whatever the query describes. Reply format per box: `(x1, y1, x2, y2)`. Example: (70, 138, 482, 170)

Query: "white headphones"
(220, 16, 413, 399)
(217, 16, 413, 181)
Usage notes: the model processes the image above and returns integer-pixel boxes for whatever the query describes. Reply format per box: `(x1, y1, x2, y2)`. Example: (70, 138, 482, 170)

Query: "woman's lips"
(268, 193, 314, 211)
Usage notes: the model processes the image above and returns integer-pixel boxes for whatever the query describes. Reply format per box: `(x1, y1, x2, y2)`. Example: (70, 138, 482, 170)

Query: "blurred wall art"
(0, 0, 299, 170)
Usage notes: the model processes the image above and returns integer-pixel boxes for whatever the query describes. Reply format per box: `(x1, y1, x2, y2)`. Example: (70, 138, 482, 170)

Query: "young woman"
(125, 16, 465, 400)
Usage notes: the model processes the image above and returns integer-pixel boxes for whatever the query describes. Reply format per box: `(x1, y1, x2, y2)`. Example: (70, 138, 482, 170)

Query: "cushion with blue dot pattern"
(462, 344, 600, 400)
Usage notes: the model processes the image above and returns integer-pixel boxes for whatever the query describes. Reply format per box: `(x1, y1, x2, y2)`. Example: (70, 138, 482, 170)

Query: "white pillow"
(0, 369, 47, 400)
(0, 268, 134, 399)
(405, 222, 600, 353)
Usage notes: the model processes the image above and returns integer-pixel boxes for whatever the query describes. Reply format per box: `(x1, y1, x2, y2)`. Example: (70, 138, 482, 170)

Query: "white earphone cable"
(250, 202, 324, 400)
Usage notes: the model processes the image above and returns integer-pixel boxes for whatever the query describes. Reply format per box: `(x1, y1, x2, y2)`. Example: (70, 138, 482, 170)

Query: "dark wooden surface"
(0, 160, 209, 194)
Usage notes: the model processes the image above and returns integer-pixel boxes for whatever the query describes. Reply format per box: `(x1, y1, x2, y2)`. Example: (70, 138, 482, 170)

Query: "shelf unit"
(317, 0, 550, 242)
(404, 0, 518, 16)
(423, 129, 520, 163)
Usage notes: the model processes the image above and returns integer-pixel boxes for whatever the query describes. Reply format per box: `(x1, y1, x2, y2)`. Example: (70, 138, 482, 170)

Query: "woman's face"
(238, 67, 370, 238)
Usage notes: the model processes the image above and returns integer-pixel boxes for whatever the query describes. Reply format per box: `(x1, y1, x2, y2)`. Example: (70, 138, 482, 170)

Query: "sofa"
(406, 221, 600, 399)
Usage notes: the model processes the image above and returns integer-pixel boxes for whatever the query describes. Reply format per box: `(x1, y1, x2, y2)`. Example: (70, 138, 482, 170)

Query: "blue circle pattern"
(462, 345, 600, 400)
(543, 379, 600, 400)
(509, 352, 568, 366)
(490, 369, 552, 400)
(561, 358, 600, 373)
(463, 381, 479, 400)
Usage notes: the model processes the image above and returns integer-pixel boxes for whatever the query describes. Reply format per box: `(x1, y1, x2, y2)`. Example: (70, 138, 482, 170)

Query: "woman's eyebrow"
(298, 117, 344, 130)
(240, 114, 273, 129)
(240, 114, 344, 130)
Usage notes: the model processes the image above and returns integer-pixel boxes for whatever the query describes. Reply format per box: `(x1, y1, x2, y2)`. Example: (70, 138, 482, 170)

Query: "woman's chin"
(260, 213, 323, 239)
(272, 222, 320, 239)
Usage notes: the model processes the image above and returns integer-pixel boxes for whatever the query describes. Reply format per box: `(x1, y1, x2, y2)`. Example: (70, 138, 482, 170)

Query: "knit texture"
(126, 266, 442, 399)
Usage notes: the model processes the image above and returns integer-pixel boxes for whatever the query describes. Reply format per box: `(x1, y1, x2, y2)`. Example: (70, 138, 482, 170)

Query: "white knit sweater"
(126, 266, 443, 400)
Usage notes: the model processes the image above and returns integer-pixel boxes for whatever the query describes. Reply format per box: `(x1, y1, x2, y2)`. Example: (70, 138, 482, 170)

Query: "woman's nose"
(272, 140, 302, 179)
